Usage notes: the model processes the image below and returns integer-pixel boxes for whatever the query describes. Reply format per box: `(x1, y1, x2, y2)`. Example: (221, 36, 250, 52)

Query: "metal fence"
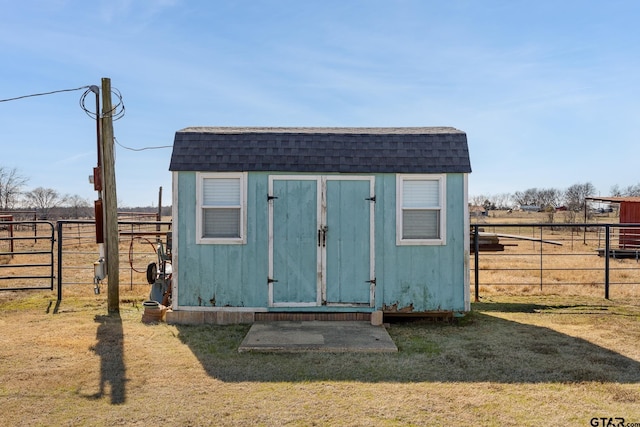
(0, 219, 171, 298)
(56, 220, 172, 299)
(0, 221, 55, 290)
(5, 219, 638, 302)
(471, 223, 640, 300)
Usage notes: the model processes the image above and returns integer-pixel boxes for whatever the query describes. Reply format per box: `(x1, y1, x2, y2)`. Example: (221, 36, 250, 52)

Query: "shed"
(587, 196, 640, 249)
(167, 127, 472, 324)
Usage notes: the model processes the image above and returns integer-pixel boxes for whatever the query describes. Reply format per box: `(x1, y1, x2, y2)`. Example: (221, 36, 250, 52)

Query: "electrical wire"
(1, 84, 168, 152)
(0, 84, 125, 121)
(115, 136, 172, 151)
(128, 236, 158, 273)
(79, 86, 126, 121)
(106, 87, 126, 121)
(0, 85, 91, 103)
(79, 88, 99, 119)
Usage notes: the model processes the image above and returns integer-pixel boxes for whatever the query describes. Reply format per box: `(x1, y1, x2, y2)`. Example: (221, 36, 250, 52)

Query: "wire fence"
(0, 218, 170, 298)
(471, 223, 640, 300)
(56, 220, 172, 297)
(0, 221, 55, 290)
(0, 215, 12, 254)
(5, 219, 640, 302)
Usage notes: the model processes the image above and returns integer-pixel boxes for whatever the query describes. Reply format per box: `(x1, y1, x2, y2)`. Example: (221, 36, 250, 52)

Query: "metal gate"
(0, 221, 55, 291)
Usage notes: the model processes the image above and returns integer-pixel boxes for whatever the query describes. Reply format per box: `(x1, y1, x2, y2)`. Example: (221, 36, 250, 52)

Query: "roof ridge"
(178, 126, 464, 135)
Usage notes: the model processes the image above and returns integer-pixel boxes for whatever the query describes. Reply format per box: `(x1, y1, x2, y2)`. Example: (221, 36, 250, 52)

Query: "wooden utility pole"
(101, 77, 119, 313)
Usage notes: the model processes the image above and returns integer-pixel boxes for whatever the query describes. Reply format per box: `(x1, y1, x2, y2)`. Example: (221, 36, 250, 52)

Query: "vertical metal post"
(57, 221, 63, 302)
(540, 226, 543, 291)
(583, 201, 587, 244)
(474, 224, 480, 302)
(157, 186, 162, 232)
(129, 222, 134, 290)
(33, 211, 37, 243)
(604, 225, 610, 299)
(48, 222, 54, 291)
(8, 219, 14, 255)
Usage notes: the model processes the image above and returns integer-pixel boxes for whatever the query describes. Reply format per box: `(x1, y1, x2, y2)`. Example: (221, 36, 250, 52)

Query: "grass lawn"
(1, 291, 639, 426)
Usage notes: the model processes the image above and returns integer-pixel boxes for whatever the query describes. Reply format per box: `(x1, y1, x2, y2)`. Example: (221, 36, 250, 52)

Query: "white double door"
(268, 176, 375, 307)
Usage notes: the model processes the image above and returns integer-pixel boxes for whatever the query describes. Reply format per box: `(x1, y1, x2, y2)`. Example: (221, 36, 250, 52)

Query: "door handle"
(321, 226, 328, 247)
(318, 229, 322, 247)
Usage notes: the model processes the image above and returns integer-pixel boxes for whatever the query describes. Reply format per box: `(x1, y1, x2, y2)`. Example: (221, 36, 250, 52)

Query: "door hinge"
(267, 195, 278, 201)
(365, 196, 376, 202)
(268, 277, 278, 284)
(366, 278, 376, 285)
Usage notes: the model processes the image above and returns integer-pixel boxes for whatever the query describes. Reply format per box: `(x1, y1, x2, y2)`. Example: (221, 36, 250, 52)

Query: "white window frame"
(196, 172, 247, 244)
(396, 174, 446, 246)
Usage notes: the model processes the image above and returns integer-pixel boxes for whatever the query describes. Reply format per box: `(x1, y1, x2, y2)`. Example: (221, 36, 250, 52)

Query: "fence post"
(604, 225, 610, 299)
(57, 221, 63, 302)
(9, 219, 14, 255)
(48, 222, 55, 291)
(539, 225, 543, 291)
(474, 224, 480, 302)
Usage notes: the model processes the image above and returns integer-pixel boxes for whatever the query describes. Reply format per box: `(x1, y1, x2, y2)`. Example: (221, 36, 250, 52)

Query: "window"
(196, 172, 247, 244)
(396, 174, 446, 245)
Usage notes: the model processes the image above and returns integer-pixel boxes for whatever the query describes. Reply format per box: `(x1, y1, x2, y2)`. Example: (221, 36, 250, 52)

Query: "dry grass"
(472, 210, 640, 299)
(1, 289, 639, 426)
(1, 217, 640, 425)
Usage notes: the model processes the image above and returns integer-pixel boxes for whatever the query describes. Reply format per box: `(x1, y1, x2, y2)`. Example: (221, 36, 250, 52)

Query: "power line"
(0, 85, 91, 103)
(114, 137, 172, 151)
(79, 86, 125, 121)
(1, 84, 160, 151)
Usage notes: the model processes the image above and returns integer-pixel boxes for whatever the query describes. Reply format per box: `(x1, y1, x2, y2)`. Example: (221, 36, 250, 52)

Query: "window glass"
(203, 178, 240, 206)
(203, 208, 240, 238)
(197, 173, 245, 243)
(403, 180, 439, 208)
(397, 175, 445, 244)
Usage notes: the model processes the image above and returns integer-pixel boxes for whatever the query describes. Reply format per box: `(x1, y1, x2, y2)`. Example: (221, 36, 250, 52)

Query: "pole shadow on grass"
(174, 304, 640, 384)
(88, 313, 126, 404)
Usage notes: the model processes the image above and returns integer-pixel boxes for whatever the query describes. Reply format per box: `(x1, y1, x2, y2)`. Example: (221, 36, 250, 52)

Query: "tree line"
(0, 165, 170, 220)
(472, 181, 637, 212)
(0, 165, 91, 219)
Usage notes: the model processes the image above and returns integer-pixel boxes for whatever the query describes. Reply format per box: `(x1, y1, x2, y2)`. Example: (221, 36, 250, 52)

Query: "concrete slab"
(238, 321, 398, 353)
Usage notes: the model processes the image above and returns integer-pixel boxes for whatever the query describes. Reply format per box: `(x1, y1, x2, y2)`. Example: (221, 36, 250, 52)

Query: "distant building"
(469, 205, 487, 217)
(587, 197, 640, 249)
(517, 205, 541, 212)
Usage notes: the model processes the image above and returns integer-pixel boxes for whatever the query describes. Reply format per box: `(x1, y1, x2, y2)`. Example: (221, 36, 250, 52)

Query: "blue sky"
(1, 0, 639, 207)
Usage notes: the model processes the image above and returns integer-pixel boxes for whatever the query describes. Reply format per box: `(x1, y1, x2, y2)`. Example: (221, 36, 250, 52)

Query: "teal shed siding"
(376, 173, 468, 312)
(175, 172, 269, 308)
(173, 171, 468, 312)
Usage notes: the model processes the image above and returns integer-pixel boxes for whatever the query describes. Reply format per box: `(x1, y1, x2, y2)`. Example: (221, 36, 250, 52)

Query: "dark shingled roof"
(169, 127, 472, 174)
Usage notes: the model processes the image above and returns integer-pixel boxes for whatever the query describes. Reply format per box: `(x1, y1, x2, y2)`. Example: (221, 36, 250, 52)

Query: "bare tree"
(23, 187, 69, 219)
(565, 182, 596, 211)
(469, 194, 487, 207)
(619, 183, 640, 197)
(494, 193, 513, 210)
(610, 184, 623, 197)
(67, 194, 92, 219)
(0, 166, 29, 210)
(538, 188, 562, 209)
(513, 188, 561, 209)
(513, 188, 539, 207)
